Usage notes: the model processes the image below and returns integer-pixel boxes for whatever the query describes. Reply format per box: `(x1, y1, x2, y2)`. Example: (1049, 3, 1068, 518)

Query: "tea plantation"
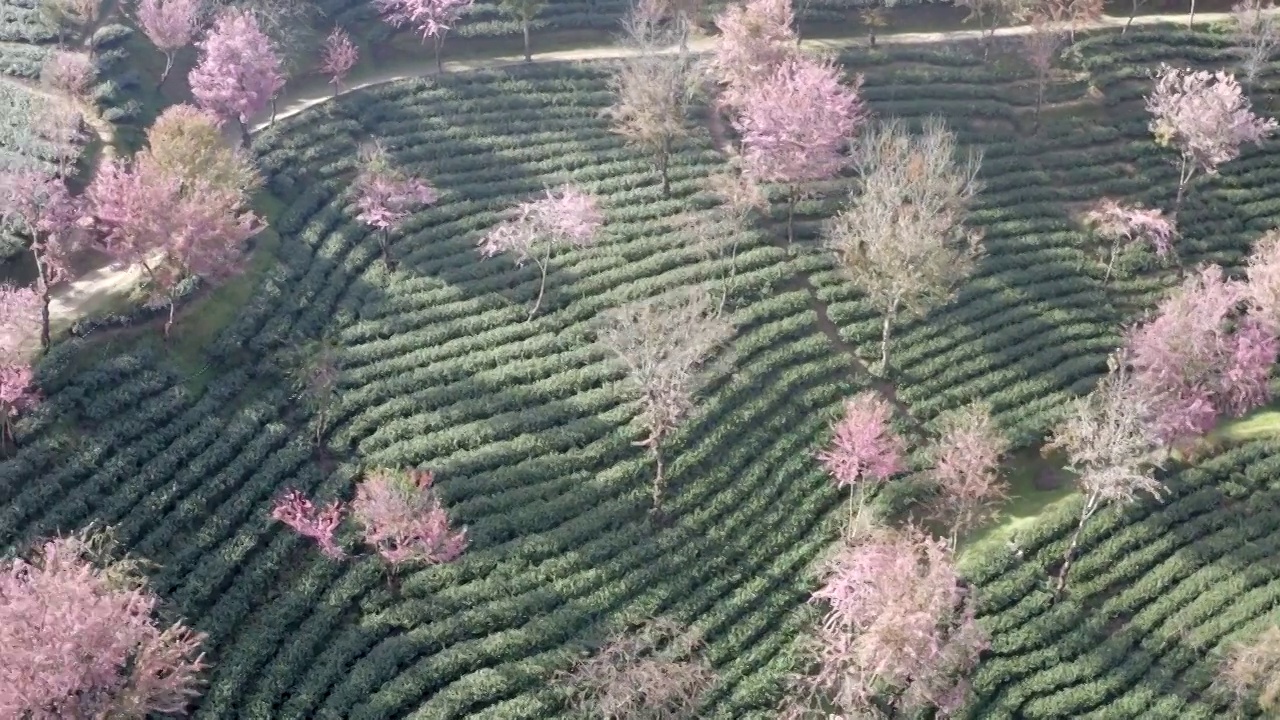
(8, 19, 1280, 719)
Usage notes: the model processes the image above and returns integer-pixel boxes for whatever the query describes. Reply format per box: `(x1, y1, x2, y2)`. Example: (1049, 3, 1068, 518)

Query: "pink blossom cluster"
(372, 0, 475, 42)
(354, 172, 439, 231)
(137, 0, 205, 54)
(1082, 198, 1178, 257)
(271, 488, 346, 559)
(40, 50, 95, 98)
(816, 391, 905, 491)
(709, 0, 798, 109)
(799, 526, 987, 717)
(0, 536, 206, 718)
(320, 27, 359, 92)
(1125, 264, 1277, 444)
(1147, 64, 1278, 176)
(477, 184, 604, 262)
(188, 8, 285, 125)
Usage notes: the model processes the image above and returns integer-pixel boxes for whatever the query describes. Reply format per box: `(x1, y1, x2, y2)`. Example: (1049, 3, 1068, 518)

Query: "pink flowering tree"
(734, 55, 865, 244)
(373, 0, 476, 74)
(1124, 264, 1276, 447)
(0, 284, 41, 360)
(188, 7, 286, 144)
(39, 50, 95, 99)
(351, 468, 468, 569)
(478, 184, 604, 319)
(1146, 64, 1278, 211)
(0, 532, 207, 718)
(353, 141, 438, 268)
(1081, 198, 1179, 282)
(0, 362, 40, 446)
(925, 403, 1010, 546)
(83, 156, 263, 338)
(816, 391, 906, 525)
(786, 525, 987, 718)
(32, 98, 85, 177)
(708, 0, 798, 110)
(1246, 229, 1280, 331)
(271, 488, 346, 558)
(319, 26, 359, 97)
(0, 170, 84, 349)
(137, 0, 205, 88)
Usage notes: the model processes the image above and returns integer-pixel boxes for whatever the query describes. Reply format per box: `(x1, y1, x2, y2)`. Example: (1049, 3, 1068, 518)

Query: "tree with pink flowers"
(1146, 64, 1278, 211)
(188, 7, 285, 144)
(271, 488, 346, 559)
(0, 361, 40, 446)
(1245, 229, 1280, 330)
(786, 524, 986, 718)
(319, 26, 359, 96)
(351, 468, 468, 568)
(1044, 356, 1167, 593)
(373, 0, 476, 74)
(0, 284, 41, 359)
(734, 55, 864, 244)
(39, 50, 95, 99)
(137, 0, 204, 88)
(1081, 198, 1178, 282)
(0, 170, 84, 350)
(83, 155, 263, 338)
(925, 402, 1010, 546)
(816, 390, 906, 523)
(478, 184, 604, 319)
(0, 531, 207, 718)
(708, 0, 798, 110)
(353, 141, 438, 269)
(1124, 264, 1276, 447)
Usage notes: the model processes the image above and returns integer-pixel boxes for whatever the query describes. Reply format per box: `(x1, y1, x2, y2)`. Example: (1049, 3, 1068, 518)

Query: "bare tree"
(596, 286, 735, 512)
(1232, 0, 1280, 91)
(1021, 7, 1066, 133)
(823, 116, 983, 374)
(1219, 624, 1280, 713)
(561, 617, 718, 719)
(498, 0, 548, 62)
(603, 6, 699, 198)
(955, 0, 1025, 58)
(39, 0, 102, 45)
(1043, 355, 1167, 595)
(690, 167, 767, 313)
(637, 0, 704, 52)
(285, 338, 341, 451)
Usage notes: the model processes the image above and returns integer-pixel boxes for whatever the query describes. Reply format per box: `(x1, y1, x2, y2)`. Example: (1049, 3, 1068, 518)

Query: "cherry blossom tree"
(926, 403, 1010, 546)
(824, 117, 984, 374)
(1219, 624, 1280, 713)
(707, 0, 798, 110)
(816, 390, 906, 524)
(32, 98, 85, 177)
(1146, 64, 1278, 211)
(353, 141, 438, 269)
(188, 7, 286, 144)
(39, 50, 95, 99)
(596, 285, 735, 512)
(0, 171, 84, 350)
(0, 531, 207, 718)
(351, 468, 468, 568)
(734, 55, 865, 244)
(603, 10, 697, 198)
(561, 617, 718, 719)
(271, 488, 346, 558)
(0, 284, 41, 360)
(1044, 356, 1167, 593)
(478, 184, 603, 319)
(137, 0, 205, 88)
(0, 362, 40, 445)
(373, 0, 476, 74)
(83, 155, 263, 338)
(1232, 0, 1280, 89)
(1245, 229, 1280, 330)
(1125, 264, 1276, 447)
(498, 0, 546, 62)
(1081, 198, 1178, 282)
(787, 524, 986, 718)
(320, 26, 359, 96)
(144, 103, 262, 199)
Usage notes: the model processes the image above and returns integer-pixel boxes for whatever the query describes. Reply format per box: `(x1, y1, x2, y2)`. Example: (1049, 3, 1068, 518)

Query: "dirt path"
(40, 10, 1248, 348)
(252, 11, 1244, 132)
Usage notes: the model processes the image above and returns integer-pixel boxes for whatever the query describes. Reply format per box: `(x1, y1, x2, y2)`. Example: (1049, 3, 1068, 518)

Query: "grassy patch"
(960, 449, 1077, 559)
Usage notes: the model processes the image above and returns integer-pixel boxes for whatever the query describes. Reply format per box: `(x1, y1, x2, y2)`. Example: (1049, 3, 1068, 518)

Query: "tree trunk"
(1104, 241, 1118, 284)
(649, 442, 666, 511)
(380, 229, 392, 268)
(659, 135, 671, 197)
(435, 35, 444, 74)
(270, 97, 277, 124)
(869, 26, 877, 46)
(879, 299, 898, 374)
(163, 296, 176, 341)
(786, 185, 797, 245)
(1175, 156, 1193, 216)
(1055, 497, 1099, 595)
(1034, 72, 1045, 134)
(1125, 0, 1139, 33)
(529, 246, 552, 320)
(1188, 0, 1195, 28)
(237, 119, 250, 148)
(333, 82, 340, 98)
(32, 250, 50, 350)
(522, 20, 532, 62)
(157, 53, 174, 91)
